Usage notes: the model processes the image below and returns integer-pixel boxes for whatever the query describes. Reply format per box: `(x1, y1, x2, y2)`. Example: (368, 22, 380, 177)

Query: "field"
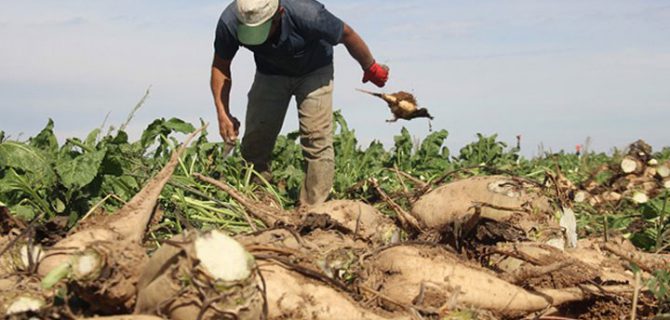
(1, 113, 669, 319)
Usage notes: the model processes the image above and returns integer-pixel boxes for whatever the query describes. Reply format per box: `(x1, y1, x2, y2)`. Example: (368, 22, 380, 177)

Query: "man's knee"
(300, 130, 333, 160)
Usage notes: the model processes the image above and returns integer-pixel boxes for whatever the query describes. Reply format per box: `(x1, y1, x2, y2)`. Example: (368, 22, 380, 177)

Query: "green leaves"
(0, 122, 128, 220)
(55, 149, 107, 189)
(391, 127, 413, 168)
(29, 119, 59, 154)
(11, 205, 38, 220)
(333, 111, 357, 161)
(637, 191, 670, 251)
(388, 128, 450, 173)
(457, 133, 518, 167)
(417, 130, 449, 158)
(272, 131, 303, 197)
(0, 141, 52, 174)
(415, 129, 450, 171)
(101, 175, 140, 201)
(85, 128, 102, 149)
(2, 113, 667, 263)
(141, 118, 196, 149)
(140, 118, 197, 160)
(0, 168, 52, 217)
(648, 270, 670, 311)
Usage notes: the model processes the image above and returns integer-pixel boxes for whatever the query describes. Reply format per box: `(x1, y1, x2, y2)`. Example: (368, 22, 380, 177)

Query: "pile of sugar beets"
(571, 140, 670, 207)
(1, 128, 669, 320)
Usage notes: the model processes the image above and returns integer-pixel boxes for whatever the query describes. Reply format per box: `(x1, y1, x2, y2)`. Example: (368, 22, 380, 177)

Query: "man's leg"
(241, 72, 292, 176)
(294, 64, 335, 206)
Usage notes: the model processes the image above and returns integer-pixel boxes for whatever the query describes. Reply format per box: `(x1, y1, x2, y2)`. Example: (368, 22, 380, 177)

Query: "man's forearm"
(210, 64, 232, 121)
(340, 23, 375, 69)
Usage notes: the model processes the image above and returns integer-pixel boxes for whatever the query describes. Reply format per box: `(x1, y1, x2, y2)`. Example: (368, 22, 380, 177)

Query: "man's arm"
(340, 23, 374, 69)
(210, 53, 239, 143)
(340, 23, 388, 87)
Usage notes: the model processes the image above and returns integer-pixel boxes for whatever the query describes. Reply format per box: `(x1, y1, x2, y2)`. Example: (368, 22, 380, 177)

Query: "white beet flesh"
(194, 231, 254, 282)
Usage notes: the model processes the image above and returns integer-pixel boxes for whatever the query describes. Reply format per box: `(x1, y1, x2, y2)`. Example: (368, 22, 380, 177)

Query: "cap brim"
(238, 19, 273, 46)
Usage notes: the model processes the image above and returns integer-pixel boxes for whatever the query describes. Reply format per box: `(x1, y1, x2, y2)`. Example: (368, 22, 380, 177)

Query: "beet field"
(1, 114, 669, 319)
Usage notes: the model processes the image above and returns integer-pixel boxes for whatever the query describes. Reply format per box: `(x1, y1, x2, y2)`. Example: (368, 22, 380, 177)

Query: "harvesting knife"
(221, 117, 240, 159)
(222, 141, 235, 159)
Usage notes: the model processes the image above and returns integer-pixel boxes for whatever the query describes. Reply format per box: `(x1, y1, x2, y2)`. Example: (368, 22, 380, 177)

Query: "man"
(210, 0, 388, 207)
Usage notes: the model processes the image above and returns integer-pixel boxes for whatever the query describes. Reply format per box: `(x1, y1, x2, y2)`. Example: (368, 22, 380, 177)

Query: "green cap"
(236, 0, 278, 45)
(237, 19, 273, 46)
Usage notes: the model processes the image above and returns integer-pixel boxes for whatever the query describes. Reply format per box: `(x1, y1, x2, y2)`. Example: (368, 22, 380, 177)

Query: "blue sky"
(1, 0, 669, 156)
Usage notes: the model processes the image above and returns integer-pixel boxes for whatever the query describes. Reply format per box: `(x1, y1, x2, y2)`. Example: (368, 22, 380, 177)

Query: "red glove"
(362, 62, 389, 87)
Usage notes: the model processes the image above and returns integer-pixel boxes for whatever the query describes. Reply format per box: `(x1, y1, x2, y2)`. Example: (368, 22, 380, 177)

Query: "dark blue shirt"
(214, 0, 344, 77)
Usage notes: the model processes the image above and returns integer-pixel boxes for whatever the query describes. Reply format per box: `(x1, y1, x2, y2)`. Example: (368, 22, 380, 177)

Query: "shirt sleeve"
(300, 1, 345, 45)
(214, 20, 239, 60)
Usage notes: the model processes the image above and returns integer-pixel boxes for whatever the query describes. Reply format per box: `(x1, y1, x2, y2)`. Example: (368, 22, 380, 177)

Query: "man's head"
(236, 0, 281, 45)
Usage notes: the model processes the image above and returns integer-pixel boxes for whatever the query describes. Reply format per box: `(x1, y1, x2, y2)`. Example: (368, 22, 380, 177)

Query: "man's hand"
(218, 114, 240, 144)
(363, 62, 389, 87)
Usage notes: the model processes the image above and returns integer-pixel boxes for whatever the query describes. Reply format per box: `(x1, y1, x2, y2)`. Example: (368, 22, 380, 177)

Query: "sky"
(1, 0, 669, 157)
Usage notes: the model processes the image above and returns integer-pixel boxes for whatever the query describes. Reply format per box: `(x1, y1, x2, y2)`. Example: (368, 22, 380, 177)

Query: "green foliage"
(271, 131, 303, 199)
(332, 111, 388, 199)
(648, 270, 670, 313)
(259, 112, 452, 201)
(637, 191, 670, 251)
(55, 148, 107, 189)
(0, 118, 199, 224)
(1, 114, 669, 259)
(0, 141, 54, 177)
(457, 133, 518, 167)
(141, 117, 196, 158)
(415, 129, 450, 169)
(29, 119, 59, 154)
(391, 127, 413, 169)
(0, 131, 58, 219)
(8, 112, 670, 313)
(655, 147, 670, 161)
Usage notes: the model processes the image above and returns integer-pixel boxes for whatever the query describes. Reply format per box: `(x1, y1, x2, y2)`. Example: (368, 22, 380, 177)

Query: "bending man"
(210, 0, 389, 206)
